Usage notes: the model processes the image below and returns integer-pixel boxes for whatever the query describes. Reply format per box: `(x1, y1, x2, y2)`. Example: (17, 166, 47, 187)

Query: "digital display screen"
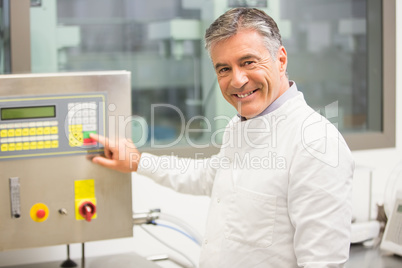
(398, 204, 402, 213)
(1, 106, 56, 120)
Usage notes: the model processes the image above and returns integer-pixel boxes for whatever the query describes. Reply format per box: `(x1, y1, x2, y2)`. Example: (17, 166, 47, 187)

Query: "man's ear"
(277, 46, 288, 77)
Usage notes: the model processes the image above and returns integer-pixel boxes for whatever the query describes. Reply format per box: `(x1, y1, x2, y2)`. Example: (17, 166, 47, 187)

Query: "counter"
(347, 244, 402, 267)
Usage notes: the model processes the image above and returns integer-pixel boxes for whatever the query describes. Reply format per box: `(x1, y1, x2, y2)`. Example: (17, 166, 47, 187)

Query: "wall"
(0, 1, 401, 267)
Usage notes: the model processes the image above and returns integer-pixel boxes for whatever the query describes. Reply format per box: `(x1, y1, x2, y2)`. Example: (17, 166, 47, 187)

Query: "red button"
(83, 138, 96, 145)
(36, 209, 46, 219)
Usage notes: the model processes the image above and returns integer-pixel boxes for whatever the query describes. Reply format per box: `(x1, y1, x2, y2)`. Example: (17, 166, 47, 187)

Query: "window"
(280, 0, 395, 150)
(0, 0, 12, 73)
(1, 0, 396, 153)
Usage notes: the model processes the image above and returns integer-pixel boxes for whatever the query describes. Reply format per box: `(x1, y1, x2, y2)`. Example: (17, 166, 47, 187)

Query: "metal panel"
(9, 0, 31, 73)
(0, 71, 133, 251)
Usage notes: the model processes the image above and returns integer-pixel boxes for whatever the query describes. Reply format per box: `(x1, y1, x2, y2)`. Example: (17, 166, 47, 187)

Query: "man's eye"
(244, 61, 254, 66)
(219, 67, 229, 74)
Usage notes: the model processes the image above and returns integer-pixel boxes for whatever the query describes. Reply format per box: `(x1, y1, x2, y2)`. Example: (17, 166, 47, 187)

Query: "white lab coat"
(138, 91, 354, 268)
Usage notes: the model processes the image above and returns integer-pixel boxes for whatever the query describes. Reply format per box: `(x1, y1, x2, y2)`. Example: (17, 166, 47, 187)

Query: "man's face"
(210, 29, 288, 119)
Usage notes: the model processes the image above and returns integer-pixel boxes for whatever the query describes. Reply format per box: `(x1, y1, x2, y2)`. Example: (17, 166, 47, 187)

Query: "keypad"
(0, 93, 105, 160)
(68, 102, 98, 147)
(0, 121, 59, 152)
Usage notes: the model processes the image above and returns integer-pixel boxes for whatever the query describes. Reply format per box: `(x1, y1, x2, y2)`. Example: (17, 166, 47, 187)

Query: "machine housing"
(0, 71, 133, 251)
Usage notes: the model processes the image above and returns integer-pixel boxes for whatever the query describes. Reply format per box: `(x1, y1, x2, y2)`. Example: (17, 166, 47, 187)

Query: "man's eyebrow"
(214, 54, 261, 70)
(238, 54, 260, 62)
(214, 62, 227, 71)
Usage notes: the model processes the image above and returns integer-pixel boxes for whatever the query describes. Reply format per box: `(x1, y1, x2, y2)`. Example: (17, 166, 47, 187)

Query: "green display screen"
(1, 106, 56, 120)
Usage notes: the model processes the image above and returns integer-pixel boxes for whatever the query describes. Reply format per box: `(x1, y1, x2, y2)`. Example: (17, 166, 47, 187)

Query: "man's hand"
(89, 133, 141, 173)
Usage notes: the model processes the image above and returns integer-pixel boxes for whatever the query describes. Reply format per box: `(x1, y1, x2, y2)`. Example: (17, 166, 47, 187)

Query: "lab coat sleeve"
(288, 129, 354, 267)
(136, 152, 219, 196)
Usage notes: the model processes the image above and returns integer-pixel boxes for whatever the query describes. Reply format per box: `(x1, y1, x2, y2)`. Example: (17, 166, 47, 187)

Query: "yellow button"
(44, 127, 51, 135)
(8, 143, 15, 151)
(69, 134, 78, 147)
(23, 142, 30, 150)
(51, 140, 59, 148)
(70, 124, 79, 131)
(1, 144, 8, 151)
(36, 127, 44, 135)
(1, 129, 7, 138)
(29, 128, 36, 136)
(16, 143, 23, 151)
(22, 128, 30, 136)
(50, 127, 58, 134)
(30, 142, 37, 150)
(44, 141, 52, 149)
(37, 141, 44, 149)
(15, 129, 22, 136)
(7, 129, 15, 137)
(73, 132, 83, 141)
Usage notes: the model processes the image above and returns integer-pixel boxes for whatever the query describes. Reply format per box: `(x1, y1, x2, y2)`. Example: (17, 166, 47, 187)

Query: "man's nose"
(230, 67, 248, 88)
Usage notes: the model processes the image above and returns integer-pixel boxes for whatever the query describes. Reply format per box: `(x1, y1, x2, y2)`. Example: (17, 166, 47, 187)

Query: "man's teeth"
(237, 90, 255, 98)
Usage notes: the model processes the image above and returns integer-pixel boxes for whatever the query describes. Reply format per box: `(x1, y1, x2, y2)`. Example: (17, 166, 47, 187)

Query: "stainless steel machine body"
(0, 71, 133, 251)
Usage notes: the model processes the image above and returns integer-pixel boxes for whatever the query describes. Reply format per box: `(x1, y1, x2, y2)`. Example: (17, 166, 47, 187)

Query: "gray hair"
(205, 8, 282, 59)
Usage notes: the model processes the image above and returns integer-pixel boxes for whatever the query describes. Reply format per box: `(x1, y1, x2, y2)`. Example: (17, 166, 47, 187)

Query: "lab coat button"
(204, 239, 208, 245)
(217, 198, 220, 203)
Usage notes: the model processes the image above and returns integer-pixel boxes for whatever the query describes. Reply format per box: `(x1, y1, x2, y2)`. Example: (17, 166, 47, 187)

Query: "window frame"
(343, 0, 396, 151)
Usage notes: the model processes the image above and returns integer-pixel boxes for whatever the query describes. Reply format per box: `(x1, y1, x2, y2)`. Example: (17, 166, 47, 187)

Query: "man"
(90, 8, 354, 268)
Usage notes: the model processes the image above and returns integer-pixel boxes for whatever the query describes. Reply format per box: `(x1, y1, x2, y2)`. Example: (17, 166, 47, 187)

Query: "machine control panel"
(0, 72, 132, 253)
(0, 93, 106, 160)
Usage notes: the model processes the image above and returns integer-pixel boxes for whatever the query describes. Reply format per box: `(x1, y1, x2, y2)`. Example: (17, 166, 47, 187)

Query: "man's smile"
(234, 89, 258, 99)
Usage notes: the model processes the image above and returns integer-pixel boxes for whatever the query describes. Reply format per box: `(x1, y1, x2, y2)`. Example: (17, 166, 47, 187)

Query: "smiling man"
(90, 8, 354, 268)
(210, 29, 288, 119)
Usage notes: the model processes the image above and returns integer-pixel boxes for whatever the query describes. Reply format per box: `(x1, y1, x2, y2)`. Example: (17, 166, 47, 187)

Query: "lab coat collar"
(238, 81, 299, 121)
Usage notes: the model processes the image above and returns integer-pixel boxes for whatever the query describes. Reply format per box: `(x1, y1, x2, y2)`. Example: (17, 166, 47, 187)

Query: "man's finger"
(90, 133, 107, 146)
(90, 134, 113, 158)
(91, 155, 118, 170)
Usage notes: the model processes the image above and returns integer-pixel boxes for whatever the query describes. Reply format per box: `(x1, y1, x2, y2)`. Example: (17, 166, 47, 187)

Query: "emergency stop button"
(36, 209, 46, 219)
(30, 203, 49, 222)
(75, 179, 97, 221)
(78, 201, 96, 222)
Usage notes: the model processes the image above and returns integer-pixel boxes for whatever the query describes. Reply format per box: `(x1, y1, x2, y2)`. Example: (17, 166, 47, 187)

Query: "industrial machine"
(0, 71, 133, 252)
